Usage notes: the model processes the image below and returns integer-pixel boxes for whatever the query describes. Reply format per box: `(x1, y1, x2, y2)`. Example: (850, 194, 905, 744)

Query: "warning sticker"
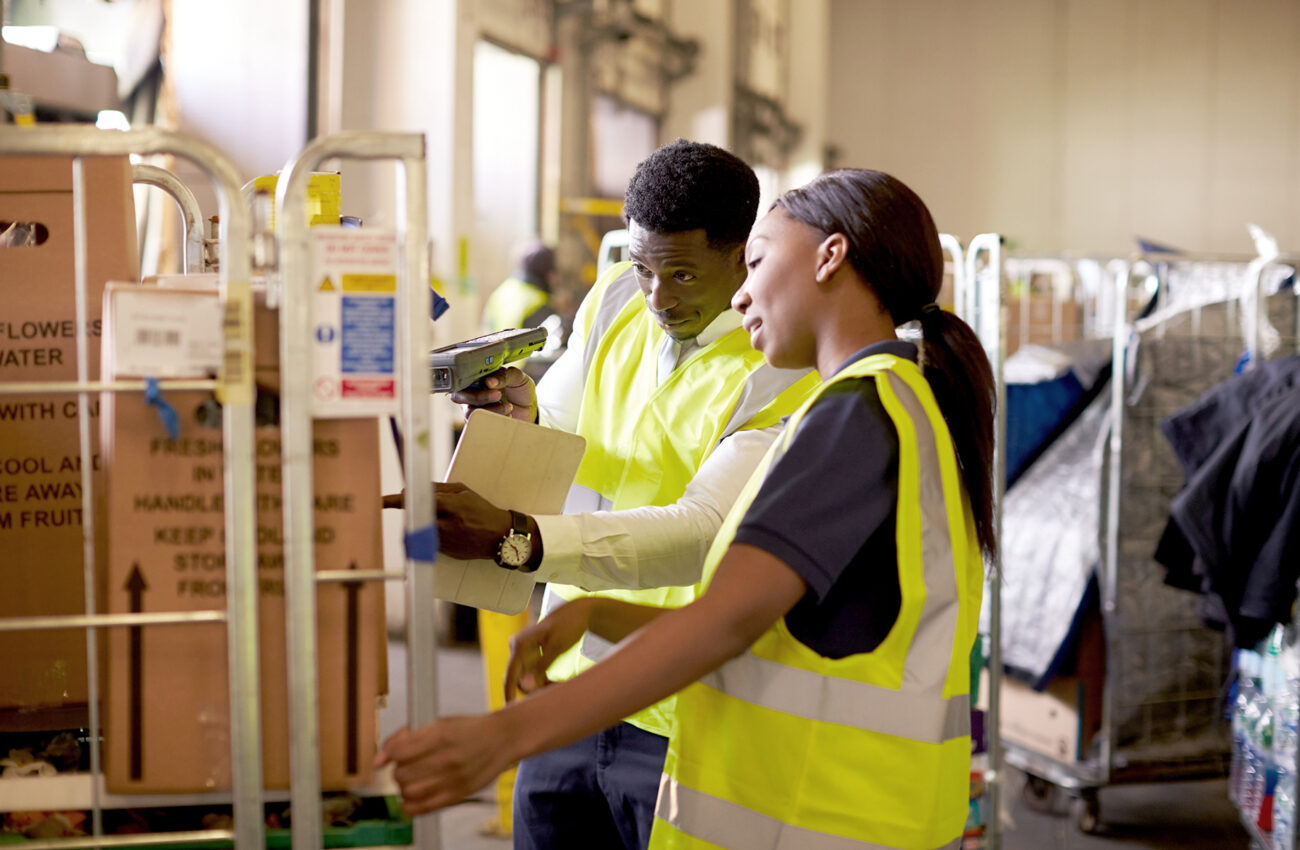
(311, 230, 400, 417)
(341, 296, 394, 374)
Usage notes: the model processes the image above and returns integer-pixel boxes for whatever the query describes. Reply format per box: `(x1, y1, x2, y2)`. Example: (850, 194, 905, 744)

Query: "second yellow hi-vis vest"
(482, 277, 549, 332)
(542, 262, 818, 738)
(650, 354, 983, 850)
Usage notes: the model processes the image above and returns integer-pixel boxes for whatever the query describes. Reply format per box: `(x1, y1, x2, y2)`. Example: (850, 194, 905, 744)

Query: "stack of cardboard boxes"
(1, 155, 386, 794)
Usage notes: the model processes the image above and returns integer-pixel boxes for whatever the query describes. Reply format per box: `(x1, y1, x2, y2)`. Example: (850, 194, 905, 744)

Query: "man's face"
(627, 220, 747, 341)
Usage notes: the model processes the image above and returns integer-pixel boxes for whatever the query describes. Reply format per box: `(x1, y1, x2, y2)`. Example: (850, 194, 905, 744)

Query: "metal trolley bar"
(962, 232, 1006, 850)
(15, 829, 237, 850)
(0, 380, 217, 395)
(0, 126, 264, 850)
(315, 570, 407, 584)
(275, 131, 436, 850)
(0, 611, 227, 633)
(131, 163, 207, 274)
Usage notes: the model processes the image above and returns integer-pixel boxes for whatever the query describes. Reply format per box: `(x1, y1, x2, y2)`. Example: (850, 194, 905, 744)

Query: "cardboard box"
(993, 608, 1104, 763)
(3, 43, 119, 117)
(100, 283, 385, 792)
(1005, 295, 1082, 357)
(998, 675, 1095, 762)
(0, 156, 137, 724)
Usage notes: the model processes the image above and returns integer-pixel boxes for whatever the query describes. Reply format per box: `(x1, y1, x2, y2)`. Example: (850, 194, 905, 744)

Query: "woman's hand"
(450, 367, 537, 422)
(376, 715, 518, 816)
(504, 598, 596, 702)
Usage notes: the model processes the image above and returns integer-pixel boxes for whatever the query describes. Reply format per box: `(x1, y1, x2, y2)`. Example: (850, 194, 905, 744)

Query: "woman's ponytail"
(917, 307, 998, 561)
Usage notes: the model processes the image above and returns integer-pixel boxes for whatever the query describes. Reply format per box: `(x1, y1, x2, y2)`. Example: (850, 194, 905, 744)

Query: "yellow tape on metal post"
(220, 286, 255, 406)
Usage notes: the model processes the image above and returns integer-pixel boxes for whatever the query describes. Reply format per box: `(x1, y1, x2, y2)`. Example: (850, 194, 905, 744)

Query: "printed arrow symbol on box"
(125, 564, 149, 781)
(344, 561, 361, 775)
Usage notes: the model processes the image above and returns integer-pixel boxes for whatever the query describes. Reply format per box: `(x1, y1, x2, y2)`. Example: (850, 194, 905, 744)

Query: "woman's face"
(732, 207, 826, 370)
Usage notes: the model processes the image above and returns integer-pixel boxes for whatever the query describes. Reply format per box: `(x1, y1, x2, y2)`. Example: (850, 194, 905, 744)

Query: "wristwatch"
(494, 509, 534, 571)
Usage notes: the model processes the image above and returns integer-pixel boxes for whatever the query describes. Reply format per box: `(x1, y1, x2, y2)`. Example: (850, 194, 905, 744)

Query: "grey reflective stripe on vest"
(691, 368, 969, 744)
(657, 777, 963, 850)
(579, 631, 616, 664)
(581, 266, 640, 376)
(722, 361, 814, 434)
(697, 652, 970, 743)
(879, 371, 961, 689)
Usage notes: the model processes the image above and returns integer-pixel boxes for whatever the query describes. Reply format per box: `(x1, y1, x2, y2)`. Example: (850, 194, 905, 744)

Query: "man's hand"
(376, 716, 518, 816)
(435, 482, 512, 561)
(450, 367, 537, 422)
(503, 598, 594, 702)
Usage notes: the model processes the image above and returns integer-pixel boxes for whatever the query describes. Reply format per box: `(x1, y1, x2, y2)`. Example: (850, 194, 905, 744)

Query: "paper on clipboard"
(435, 409, 586, 614)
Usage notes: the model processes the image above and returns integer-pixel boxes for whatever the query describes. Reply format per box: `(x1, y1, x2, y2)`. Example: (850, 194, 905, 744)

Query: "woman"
(379, 169, 996, 850)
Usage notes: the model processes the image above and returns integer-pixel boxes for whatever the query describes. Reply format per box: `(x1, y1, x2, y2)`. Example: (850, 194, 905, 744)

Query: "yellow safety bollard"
(477, 607, 531, 837)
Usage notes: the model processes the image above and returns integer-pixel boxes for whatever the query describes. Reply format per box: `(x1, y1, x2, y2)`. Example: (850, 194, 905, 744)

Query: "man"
(427, 139, 817, 850)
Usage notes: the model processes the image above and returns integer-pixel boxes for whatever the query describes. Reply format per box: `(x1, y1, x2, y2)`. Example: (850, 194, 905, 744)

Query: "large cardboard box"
(100, 284, 384, 792)
(1005, 294, 1082, 357)
(992, 609, 1104, 763)
(998, 675, 1096, 762)
(0, 156, 137, 725)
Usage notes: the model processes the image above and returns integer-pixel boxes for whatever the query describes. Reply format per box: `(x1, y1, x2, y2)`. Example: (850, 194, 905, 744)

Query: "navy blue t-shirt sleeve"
(732, 379, 899, 603)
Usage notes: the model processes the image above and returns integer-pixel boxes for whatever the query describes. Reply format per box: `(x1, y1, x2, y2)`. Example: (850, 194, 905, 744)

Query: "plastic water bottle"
(1232, 652, 1259, 804)
(1243, 648, 1271, 822)
(1274, 637, 1299, 849)
(1254, 629, 1283, 832)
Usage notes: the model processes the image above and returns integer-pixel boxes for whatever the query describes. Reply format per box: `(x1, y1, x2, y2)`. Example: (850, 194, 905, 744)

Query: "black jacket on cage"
(1156, 356, 1300, 649)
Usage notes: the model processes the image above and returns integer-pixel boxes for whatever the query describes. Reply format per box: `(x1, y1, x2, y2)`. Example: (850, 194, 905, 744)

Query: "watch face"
(499, 531, 532, 567)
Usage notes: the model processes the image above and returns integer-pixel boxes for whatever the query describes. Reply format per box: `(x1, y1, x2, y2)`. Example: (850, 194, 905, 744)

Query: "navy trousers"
(512, 721, 669, 850)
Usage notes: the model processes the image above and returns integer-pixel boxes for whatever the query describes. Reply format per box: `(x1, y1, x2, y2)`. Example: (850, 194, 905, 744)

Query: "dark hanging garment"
(1157, 358, 1300, 648)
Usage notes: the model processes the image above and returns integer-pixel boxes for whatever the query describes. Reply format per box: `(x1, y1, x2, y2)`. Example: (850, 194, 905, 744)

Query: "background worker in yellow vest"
(380, 168, 998, 850)
(408, 140, 817, 850)
(473, 237, 562, 838)
(482, 240, 559, 333)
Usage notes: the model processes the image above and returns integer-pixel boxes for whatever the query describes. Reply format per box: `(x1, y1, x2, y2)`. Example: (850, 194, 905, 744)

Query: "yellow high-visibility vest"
(483, 277, 549, 332)
(651, 354, 983, 850)
(542, 262, 818, 738)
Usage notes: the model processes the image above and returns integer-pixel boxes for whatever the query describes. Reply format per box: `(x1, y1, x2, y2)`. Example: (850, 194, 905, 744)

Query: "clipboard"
(434, 409, 586, 614)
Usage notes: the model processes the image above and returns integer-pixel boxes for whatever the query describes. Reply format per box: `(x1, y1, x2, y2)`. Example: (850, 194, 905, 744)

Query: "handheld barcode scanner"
(429, 327, 548, 393)
(389, 327, 549, 471)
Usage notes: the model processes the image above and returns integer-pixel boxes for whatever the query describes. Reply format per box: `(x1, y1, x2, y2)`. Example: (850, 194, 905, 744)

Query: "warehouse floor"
(383, 642, 1251, 850)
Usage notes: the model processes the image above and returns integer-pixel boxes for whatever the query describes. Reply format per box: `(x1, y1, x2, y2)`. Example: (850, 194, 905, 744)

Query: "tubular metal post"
(275, 130, 436, 850)
(939, 233, 965, 315)
(0, 126, 264, 850)
(1100, 259, 1132, 787)
(71, 155, 105, 841)
(962, 232, 1004, 850)
(132, 163, 207, 273)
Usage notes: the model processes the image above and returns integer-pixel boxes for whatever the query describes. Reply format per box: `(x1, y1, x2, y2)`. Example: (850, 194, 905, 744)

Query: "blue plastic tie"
(431, 291, 450, 321)
(144, 377, 181, 441)
(404, 526, 439, 562)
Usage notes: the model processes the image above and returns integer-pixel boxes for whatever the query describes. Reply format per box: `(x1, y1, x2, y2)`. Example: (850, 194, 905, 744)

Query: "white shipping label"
(112, 289, 223, 378)
(310, 229, 400, 417)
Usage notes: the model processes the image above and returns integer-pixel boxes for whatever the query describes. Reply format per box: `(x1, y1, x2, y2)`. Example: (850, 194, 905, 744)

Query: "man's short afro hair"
(623, 139, 759, 249)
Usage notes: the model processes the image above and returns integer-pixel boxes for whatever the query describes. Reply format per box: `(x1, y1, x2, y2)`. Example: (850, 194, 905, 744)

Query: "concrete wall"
(828, 0, 1300, 255)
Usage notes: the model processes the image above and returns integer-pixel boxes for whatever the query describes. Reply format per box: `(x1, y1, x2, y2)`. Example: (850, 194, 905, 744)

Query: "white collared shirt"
(532, 304, 786, 590)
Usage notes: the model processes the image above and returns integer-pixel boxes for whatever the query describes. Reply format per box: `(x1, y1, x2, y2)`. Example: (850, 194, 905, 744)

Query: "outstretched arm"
(376, 543, 806, 815)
